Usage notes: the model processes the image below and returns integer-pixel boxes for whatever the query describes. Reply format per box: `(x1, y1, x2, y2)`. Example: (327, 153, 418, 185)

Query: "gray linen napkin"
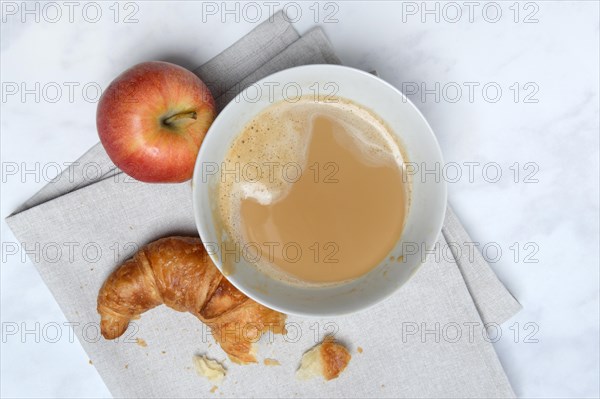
(6, 11, 521, 398)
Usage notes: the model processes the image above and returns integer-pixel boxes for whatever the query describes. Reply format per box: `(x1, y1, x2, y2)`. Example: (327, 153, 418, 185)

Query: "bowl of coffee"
(192, 65, 446, 316)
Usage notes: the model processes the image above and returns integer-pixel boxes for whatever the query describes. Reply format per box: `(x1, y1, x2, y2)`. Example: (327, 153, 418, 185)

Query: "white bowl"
(192, 65, 446, 317)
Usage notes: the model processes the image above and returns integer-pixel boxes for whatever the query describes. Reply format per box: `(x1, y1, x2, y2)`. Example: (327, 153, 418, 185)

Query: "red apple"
(96, 61, 216, 183)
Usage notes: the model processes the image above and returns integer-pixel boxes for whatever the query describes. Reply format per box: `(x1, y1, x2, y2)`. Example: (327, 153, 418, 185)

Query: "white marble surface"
(1, 1, 598, 398)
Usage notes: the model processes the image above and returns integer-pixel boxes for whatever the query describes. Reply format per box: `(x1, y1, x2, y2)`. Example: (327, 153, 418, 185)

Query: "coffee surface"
(217, 97, 408, 285)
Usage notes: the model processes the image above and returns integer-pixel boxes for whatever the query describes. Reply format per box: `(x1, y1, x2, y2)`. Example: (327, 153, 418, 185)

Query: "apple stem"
(163, 111, 197, 127)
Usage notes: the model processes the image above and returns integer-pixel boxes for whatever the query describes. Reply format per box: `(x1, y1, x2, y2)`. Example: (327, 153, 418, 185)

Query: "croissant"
(97, 236, 287, 364)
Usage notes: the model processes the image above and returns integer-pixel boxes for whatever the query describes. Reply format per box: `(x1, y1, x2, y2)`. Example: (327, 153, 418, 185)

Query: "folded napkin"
(6, 11, 521, 398)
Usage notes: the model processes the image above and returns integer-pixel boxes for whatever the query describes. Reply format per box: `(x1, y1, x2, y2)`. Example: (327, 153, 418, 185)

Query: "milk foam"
(218, 96, 406, 274)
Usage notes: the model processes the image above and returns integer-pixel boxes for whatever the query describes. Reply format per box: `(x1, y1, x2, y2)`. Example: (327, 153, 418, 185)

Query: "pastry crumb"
(124, 364, 128, 369)
(263, 358, 281, 366)
(136, 338, 147, 347)
(297, 336, 351, 381)
(357, 347, 363, 353)
(88, 360, 93, 365)
(193, 355, 226, 383)
(210, 386, 218, 393)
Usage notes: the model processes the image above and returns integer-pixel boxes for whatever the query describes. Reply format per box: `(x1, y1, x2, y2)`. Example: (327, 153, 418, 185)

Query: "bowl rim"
(192, 64, 447, 317)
